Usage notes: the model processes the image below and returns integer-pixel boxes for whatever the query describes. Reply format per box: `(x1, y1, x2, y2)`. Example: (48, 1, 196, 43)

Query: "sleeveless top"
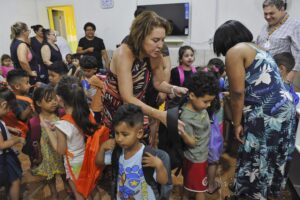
(42, 42, 63, 63)
(30, 37, 43, 65)
(244, 43, 294, 116)
(102, 57, 151, 129)
(10, 39, 39, 72)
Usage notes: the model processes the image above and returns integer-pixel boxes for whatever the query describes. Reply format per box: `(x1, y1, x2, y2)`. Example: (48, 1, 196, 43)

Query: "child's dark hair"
(1, 54, 11, 65)
(0, 84, 17, 109)
(178, 45, 194, 65)
(71, 53, 81, 60)
(79, 55, 98, 69)
(112, 104, 144, 129)
(48, 61, 69, 75)
(187, 72, 220, 117)
(6, 69, 29, 86)
(207, 58, 225, 78)
(56, 76, 97, 135)
(273, 52, 295, 73)
(33, 86, 56, 114)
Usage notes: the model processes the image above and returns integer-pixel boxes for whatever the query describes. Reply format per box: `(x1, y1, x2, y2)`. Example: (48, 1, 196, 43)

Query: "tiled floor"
(1, 142, 293, 200)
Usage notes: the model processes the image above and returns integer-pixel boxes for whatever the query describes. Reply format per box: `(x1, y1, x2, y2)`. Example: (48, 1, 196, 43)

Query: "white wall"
(1, 0, 300, 66)
(0, 0, 38, 56)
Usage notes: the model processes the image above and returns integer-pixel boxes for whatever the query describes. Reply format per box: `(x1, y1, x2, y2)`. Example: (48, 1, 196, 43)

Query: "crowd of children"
(0, 27, 298, 200)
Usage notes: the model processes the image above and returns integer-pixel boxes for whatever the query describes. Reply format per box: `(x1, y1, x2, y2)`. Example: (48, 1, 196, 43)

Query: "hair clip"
(212, 65, 220, 72)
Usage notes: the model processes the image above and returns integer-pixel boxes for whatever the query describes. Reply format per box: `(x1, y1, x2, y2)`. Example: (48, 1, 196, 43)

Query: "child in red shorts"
(178, 72, 219, 200)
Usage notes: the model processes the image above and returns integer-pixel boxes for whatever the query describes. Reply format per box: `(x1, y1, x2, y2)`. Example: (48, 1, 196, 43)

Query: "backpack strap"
(29, 116, 41, 144)
(0, 121, 9, 154)
(178, 66, 197, 86)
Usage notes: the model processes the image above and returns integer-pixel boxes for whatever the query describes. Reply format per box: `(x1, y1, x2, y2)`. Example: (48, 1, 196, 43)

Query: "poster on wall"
(100, 0, 114, 9)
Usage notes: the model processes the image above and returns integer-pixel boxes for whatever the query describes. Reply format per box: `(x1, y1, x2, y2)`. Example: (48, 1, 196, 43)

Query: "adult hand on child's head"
(102, 139, 116, 151)
(173, 86, 188, 97)
(142, 152, 163, 169)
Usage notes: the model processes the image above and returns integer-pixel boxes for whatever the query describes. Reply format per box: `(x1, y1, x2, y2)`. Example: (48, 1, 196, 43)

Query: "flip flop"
(207, 181, 221, 195)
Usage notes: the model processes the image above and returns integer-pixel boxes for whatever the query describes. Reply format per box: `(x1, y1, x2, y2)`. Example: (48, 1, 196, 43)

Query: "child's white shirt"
(117, 144, 156, 200)
(55, 120, 85, 178)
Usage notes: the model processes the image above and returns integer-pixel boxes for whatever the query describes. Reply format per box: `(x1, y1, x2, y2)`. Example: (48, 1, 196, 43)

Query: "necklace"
(267, 14, 289, 37)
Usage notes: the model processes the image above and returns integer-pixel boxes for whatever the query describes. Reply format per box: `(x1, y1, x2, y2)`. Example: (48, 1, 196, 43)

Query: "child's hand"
(18, 137, 26, 145)
(142, 152, 163, 169)
(7, 126, 22, 136)
(178, 119, 185, 136)
(102, 139, 115, 151)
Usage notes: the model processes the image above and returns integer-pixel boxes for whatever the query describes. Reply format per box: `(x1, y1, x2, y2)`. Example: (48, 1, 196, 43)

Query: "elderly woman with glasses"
(41, 29, 63, 67)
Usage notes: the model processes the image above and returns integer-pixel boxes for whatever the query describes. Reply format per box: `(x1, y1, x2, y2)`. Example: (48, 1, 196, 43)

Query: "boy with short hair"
(179, 72, 219, 200)
(48, 61, 69, 87)
(79, 55, 104, 123)
(273, 52, 299, 105)
(96, 104, 169, 200)
(4, 70, 33, 137)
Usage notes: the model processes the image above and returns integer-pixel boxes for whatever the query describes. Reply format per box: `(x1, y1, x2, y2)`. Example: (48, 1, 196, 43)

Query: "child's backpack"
(61, 114, 110, 198)
(111, 145, 172, 200)
(21, 116, 43, 168)
(158, 105, 185, 175)
(177, 65, 197, 86)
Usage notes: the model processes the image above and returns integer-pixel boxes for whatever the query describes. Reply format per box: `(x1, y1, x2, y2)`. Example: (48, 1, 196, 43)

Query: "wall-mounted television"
(137, 3, 190, 36)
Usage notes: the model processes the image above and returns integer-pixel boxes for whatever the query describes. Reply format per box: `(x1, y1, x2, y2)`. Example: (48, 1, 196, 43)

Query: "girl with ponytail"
(49, 76, 97, 199)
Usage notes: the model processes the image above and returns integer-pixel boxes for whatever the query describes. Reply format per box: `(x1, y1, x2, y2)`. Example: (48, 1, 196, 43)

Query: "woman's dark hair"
(1, 54, 11, 65)
(79, 55, 98, 69)
(0, 85, 17, 110)
(112, 104, 144, 129)
(31, 25, 43, 33)
(178, 45, 194, 65)
(42, 29, 51, 43)
(127, 11, 171, 58)
(84, 22, 96, 31)
(56, 76, 97, 135)
(213, 20, 253, 56)
(48, 61, 68, 75)
(186, 71, 220, 116)
(33, 86, 56, 113)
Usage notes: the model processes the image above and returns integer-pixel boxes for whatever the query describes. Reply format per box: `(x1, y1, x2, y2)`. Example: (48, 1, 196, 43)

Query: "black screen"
(137, 3, 190, 36)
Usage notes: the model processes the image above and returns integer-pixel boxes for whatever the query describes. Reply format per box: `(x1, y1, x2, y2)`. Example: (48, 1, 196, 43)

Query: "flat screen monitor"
(137, 3, 190, 36)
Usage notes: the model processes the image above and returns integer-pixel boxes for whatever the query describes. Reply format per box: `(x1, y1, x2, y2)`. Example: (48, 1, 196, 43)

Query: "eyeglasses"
(48, 33, 57, 37)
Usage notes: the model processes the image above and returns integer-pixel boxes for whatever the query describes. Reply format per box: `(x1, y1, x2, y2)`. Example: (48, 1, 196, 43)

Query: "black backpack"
(158, 105, 186, 175)
(111, 145, 172, 200)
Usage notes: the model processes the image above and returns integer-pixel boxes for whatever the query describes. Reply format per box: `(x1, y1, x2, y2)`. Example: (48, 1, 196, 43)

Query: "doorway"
(47, 5, 77, 53)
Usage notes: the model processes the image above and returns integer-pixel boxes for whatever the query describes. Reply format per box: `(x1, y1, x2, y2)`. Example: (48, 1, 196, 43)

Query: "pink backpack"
(177, 65, 197, 86)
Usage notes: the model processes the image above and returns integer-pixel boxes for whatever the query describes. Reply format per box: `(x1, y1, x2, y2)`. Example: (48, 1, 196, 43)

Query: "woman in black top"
(10, 22, 38, 84)
(41, 29, 63, 67)
(30, 25, 44, 65)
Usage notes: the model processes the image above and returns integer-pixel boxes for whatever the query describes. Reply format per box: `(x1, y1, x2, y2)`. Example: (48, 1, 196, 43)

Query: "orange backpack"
(61, 114, 110, 198)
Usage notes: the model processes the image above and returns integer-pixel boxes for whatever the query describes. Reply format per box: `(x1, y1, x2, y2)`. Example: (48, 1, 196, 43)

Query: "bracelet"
(170, 86, 177, 96)
(231, 121, 241, 127)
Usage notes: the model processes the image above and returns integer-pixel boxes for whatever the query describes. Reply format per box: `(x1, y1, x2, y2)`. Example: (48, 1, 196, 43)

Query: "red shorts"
(183, 158, 208, 192)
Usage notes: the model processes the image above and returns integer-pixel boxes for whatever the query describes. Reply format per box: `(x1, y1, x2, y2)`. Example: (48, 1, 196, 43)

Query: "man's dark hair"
(6, 69, 29, 85)
(80, 55, 98, 69)
(84, 22, 96, 31)
(213, 20, 253, 56)
(112, 104, 144, 128)
(263, 0, 285, 10)
(48, 61, 69, 75)
(273, 52, 295, 73)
